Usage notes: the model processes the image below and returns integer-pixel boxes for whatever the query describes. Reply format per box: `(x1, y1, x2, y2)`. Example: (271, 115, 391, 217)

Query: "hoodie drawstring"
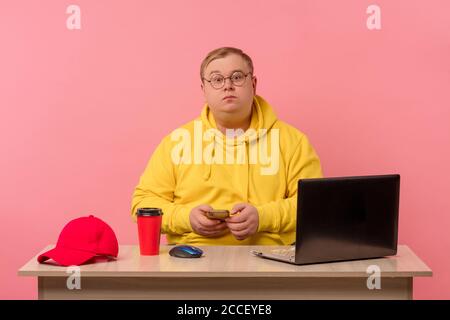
(202, 138, 250, 204)
(244, 140, 249, 202)
(203, 141, 213, 180)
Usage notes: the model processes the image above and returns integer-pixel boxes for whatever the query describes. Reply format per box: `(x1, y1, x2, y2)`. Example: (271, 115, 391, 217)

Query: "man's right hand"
(189, 204, 229, 237)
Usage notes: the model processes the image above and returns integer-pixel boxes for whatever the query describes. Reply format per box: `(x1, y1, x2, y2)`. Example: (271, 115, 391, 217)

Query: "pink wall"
(1, 0, 449, 299)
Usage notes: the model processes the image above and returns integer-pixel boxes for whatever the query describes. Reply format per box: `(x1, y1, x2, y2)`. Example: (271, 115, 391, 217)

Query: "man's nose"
(223, 77, 235, 90)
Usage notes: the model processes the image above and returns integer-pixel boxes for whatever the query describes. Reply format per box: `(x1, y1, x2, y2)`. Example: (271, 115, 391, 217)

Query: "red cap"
(38, 215, 119, 266)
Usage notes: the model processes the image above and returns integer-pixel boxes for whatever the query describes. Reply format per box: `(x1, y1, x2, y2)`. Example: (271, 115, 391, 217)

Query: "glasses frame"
(202, 71, 253, 89)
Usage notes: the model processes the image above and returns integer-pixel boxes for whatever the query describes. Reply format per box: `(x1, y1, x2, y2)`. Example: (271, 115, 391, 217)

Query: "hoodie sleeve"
(256, 134, 323, 234)
(130, 136, 193, 235)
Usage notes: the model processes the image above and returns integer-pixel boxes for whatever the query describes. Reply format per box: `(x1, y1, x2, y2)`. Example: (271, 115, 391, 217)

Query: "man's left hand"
(225, 203, 259, 241)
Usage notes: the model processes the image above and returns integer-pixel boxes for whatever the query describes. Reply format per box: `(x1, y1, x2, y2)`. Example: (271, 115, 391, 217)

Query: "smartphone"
(206, 209, 230, 220)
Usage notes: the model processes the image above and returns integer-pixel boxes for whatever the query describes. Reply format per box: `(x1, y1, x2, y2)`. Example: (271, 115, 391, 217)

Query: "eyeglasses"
(202, 71, 252, 89)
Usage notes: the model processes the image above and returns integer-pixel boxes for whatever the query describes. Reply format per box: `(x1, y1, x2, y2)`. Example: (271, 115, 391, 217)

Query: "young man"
(131, 47, 323, 245)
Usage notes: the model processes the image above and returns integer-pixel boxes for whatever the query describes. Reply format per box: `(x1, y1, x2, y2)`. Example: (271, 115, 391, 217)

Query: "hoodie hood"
(199, 95, 279, 181)
(200, 95, 278, 145)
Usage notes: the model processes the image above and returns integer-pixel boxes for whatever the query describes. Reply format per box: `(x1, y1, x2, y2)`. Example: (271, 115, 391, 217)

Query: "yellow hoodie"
(131, 95, 323, 245)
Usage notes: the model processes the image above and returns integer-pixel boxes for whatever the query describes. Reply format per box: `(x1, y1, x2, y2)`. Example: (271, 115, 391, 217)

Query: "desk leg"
(37, 276, 413, 300)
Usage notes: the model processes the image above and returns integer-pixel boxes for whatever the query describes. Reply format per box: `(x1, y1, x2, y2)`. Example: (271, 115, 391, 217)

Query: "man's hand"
(225, 203, 259, 241)
(189, 204, 229, 237)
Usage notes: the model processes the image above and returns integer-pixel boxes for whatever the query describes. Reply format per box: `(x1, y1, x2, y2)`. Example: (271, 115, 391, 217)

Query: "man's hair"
(200, 47, 254, 80)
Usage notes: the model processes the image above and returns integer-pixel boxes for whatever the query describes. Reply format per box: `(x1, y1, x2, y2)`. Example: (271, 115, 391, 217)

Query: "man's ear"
(252, 76, 257, 95)
(201, 82, 207, 103)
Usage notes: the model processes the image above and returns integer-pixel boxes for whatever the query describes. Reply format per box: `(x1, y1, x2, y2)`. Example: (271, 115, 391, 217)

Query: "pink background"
(1, 0, 449, 299)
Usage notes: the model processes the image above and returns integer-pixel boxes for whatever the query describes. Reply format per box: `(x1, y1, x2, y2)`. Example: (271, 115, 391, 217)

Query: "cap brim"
(38, 247, 96, 266)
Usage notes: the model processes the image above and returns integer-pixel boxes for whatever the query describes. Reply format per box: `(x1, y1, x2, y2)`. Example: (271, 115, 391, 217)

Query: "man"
(131, 47, 323, 245)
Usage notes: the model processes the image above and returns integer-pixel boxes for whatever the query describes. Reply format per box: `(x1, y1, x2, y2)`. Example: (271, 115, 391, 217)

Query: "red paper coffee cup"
(137, 208, 163, 255)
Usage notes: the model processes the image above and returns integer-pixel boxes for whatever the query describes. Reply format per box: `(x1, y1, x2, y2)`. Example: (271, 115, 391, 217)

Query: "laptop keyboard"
(270, 246, 295, 258)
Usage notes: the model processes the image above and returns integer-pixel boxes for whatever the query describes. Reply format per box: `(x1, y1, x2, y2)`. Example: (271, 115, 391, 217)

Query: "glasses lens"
(210, 74, 224, 89)
(231, 72, 246, 86)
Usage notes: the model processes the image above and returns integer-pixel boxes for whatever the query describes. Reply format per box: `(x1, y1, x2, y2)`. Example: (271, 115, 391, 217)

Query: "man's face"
(201, 54, 257, 121)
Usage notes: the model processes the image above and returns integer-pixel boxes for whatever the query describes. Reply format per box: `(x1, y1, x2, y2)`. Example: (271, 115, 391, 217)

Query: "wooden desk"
(18, 245, 432, 300)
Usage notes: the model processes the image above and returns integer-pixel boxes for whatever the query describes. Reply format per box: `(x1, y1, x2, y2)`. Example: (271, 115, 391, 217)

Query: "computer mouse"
(169, 245, 203, 258)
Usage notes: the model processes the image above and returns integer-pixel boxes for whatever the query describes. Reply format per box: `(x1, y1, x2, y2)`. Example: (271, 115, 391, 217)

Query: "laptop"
(251, 174, 400, 265)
